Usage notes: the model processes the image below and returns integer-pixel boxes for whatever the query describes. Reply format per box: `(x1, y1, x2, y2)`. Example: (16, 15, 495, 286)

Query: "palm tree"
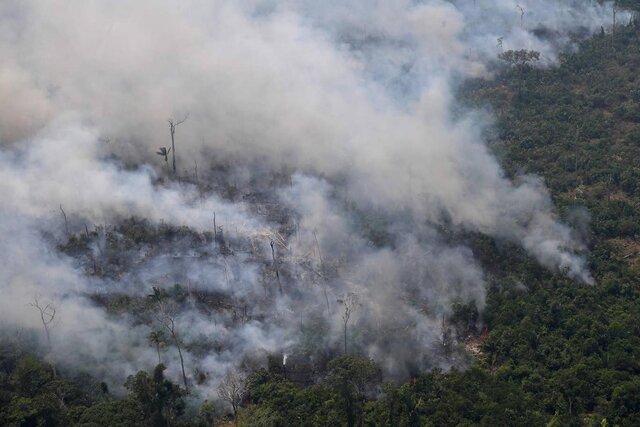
(157, 147, 171, 174)
(148, 330, 166, 364)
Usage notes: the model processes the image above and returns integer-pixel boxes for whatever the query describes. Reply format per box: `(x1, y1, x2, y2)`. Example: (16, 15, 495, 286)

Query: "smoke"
(0, 0, 612, 397)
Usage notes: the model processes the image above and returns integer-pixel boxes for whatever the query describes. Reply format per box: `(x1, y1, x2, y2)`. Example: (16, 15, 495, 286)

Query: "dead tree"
(217, 370, 247, 423)
(59, 205, 69, 236)
(516, 4, 525, 28)
(337, 293, 358, 355)
(270, 241, 283, 294)
(30, 297, 57, 376)
(156, 307, 189, 392)
(193, 159, 199, 182)
(213, 212, 221, 243)
(167, 115, 188, 176)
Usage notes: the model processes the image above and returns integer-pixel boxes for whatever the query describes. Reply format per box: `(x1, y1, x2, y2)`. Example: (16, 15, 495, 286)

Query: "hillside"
(1, 2, 640, 427)
(229, 21, 640, 427)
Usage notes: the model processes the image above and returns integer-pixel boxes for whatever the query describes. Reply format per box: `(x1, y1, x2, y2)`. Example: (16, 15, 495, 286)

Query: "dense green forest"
(3, 13, 640, 427)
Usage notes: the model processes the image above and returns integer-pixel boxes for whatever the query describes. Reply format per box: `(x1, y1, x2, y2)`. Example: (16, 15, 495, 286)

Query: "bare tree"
(516, 4, 525, 28)
(217, 370, 247, 423)
(213, 211, 222, 243)
(270, 240, 283, 294)
(156, 306, 188, 392)
(59, 205, 69, 236)
(337, 293, 359, 355)
(167, 115, 188, 176)
(193, 159, 199, 182)
(30, 297, 57, 376)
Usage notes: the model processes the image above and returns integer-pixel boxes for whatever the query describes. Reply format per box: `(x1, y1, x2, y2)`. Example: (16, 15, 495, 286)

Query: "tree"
(337, 293, 359, 355)
(124, 364, 186, 427)
(148, 330, 166, 365)
(516, 4, 525, 28)
(70, 399, 143, 426)
(217, 370, 247, 423)
(498, 49, 540, 95)
(156, 307, 189, 392)
(2, 355, 70, 426)
(29, 297, 57, 377)
(156, 147, 171, 174)
(326, 355, 381, 427)
(59, 205, 69, 236)
(167, 116, 188, 176)
(270, 240, 283, 294)
(197, 401, 217, 427)
(611, 377, 640, 425)
(498, 49, 540, 71)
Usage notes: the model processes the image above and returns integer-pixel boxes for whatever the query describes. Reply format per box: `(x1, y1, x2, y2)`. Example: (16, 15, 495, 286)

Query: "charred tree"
(167, 115, 188, 176)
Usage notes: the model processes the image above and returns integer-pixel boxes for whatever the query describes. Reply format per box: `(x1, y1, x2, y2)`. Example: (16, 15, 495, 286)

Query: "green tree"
(124, 364, 186, 427)
(326, 355, 381, 427)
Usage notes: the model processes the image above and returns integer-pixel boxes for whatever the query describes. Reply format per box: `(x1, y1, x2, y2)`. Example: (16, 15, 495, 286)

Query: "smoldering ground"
(0, 0, 618, 400)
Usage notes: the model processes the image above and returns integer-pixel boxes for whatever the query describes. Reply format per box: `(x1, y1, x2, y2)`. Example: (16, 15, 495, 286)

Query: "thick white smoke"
(0, 0, 613, 396)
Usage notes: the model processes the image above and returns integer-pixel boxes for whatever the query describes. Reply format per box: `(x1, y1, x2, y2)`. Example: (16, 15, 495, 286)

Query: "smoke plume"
(0, 0, 614, 398)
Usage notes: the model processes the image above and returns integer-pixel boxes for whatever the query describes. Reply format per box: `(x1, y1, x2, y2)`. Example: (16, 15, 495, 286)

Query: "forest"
(1, 1, 640, 427)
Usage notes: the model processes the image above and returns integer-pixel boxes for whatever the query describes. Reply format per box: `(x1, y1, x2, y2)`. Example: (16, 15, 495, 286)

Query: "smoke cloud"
(0, 0, 613, 398)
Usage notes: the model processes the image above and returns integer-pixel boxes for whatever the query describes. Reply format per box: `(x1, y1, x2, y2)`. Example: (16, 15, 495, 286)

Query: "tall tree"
(337, 293, 359, 355)
(29, 297, 57, 377)
(156, 305, 189, 393)
(148, 330, 166, 365)
(218, 370, 247, 424)
(167, 115, 188, 176)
